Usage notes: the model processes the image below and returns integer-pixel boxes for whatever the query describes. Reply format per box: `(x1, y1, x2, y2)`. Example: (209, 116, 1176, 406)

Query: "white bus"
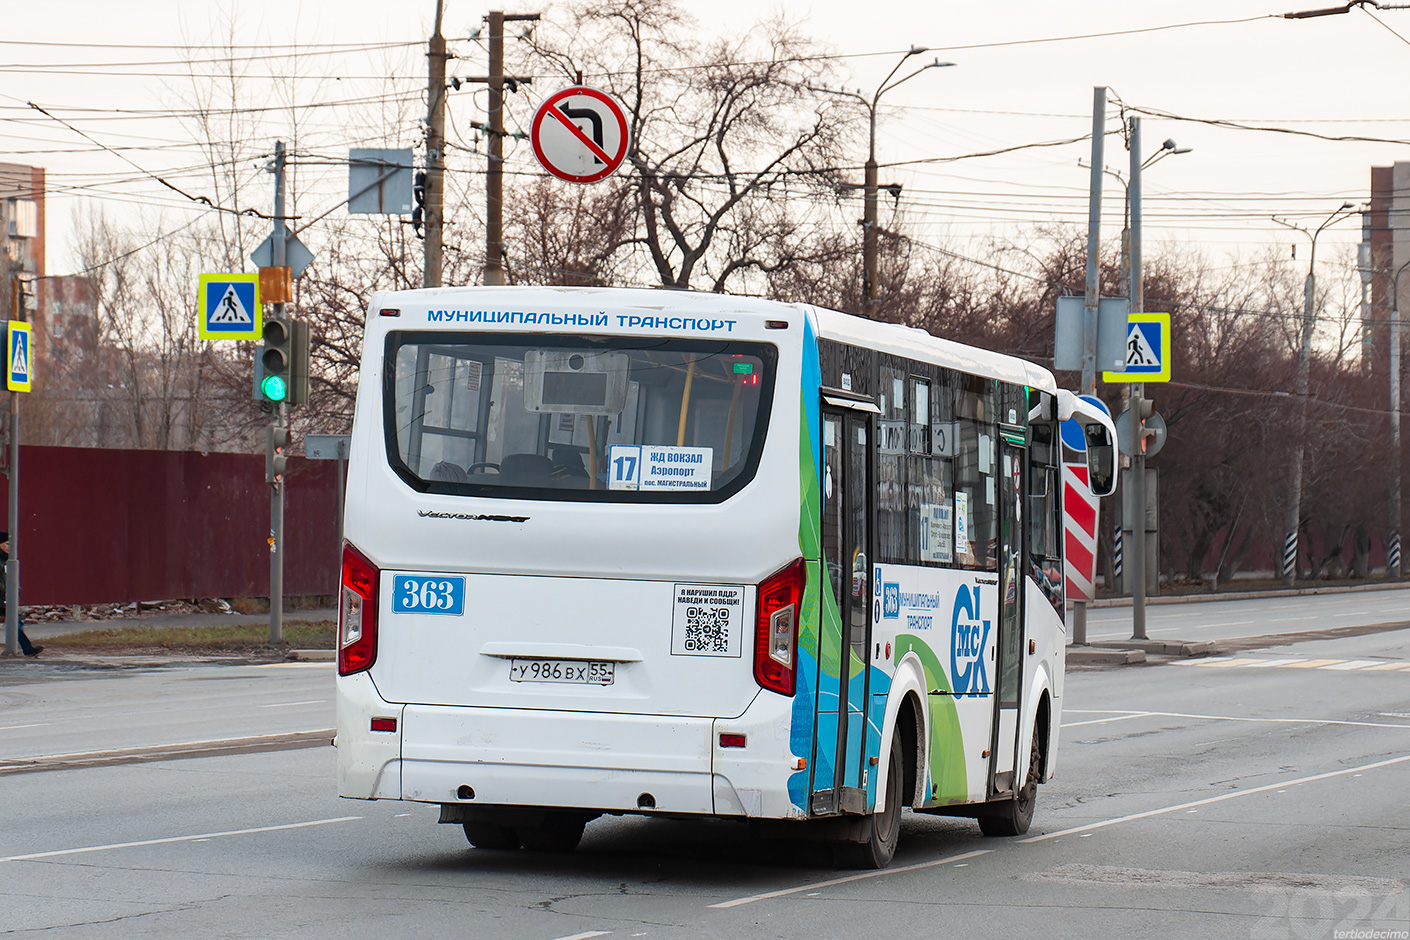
(335, 286, 1116, 868)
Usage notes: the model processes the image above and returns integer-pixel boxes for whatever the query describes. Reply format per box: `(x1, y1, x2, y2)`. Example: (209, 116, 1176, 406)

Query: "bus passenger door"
(815, 408, 872, 815)
(989, 438, 1026, 796)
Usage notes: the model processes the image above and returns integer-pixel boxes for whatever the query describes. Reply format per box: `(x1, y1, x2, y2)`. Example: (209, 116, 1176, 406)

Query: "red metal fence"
(0, 446, 340, 605)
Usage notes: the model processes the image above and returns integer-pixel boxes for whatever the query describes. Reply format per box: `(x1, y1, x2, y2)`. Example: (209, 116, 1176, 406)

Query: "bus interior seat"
(429, 460, 469, 483)
(500, 453, 555, 487)
(550, 447, 590, 481)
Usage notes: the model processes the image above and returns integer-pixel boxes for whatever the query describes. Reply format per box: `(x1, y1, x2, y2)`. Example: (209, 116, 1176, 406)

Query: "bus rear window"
(385, 333, 777, 502)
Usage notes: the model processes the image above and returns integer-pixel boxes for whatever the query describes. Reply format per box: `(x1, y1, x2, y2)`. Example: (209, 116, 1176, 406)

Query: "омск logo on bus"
(951, 584, 991, 697)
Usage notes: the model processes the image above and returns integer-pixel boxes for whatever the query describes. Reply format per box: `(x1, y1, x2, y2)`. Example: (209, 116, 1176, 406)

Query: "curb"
(1088, 581, 1408, 609)
(290, 649, 335, 662)
(1068, 647, 1147, 665)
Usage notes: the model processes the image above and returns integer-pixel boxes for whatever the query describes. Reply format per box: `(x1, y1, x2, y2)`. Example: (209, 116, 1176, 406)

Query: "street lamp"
(1273, 201, 1360, 585)
(823, 48, 955, 318)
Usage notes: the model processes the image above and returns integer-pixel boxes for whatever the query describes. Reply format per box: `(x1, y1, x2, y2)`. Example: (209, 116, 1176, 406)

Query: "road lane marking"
(1319, 660, 1384, 670)
(1064, 709, 1410, 731)
(1188, 658, 1267, 668)
(257, 700, 325, 708)
(1280, 659, 1345, 668)
(1020, 753, 1410, 844)
(550, 933, 611, 940)
(0, 723, 50, 731)
(707, 849, 992, 908)
(0, 816, 362, 863)
(1366, 662, 1410, 670)
(1062, 712, 1153, 728)
(1242, 659, 1303, 668)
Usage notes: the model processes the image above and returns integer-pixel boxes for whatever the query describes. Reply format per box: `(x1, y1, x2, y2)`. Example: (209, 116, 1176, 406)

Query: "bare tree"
(527, 0, 854, 292)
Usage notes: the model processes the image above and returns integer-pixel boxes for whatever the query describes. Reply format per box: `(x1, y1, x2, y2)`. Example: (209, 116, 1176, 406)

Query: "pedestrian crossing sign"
(1103, 312, 1171, 383)
(7, 321, 31, 393)
(198, 273, 261, 341)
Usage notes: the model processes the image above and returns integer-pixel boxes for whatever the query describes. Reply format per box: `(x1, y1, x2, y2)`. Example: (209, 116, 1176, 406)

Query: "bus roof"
(808, 304, 1057, 394)
(363, 286, 1056, 393)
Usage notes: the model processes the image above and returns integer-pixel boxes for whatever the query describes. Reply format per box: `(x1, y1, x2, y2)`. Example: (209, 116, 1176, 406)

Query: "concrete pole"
(425, 0, 447, 288)
(1128, 117, 1148, 641)
(1071, 86, 1105, 647)
(484, 10, 506, 286)
(1278, 203, 1354, 586)
(1283, 265, 1315, 587)
(862, 105, 879, 318)
(1390, 259, 1408, 579)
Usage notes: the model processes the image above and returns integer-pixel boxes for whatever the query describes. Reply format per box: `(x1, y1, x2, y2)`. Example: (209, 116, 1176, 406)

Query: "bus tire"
(518, 814, 587, 853)
(831, 734, 903, 869)
(978, 729, 1040, 837)
(462, 821, 521, 850)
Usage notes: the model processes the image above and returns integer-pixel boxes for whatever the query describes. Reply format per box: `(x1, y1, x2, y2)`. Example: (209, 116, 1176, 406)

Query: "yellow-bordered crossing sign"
(7, 321, 32, 393)
(1103, 312, 1171, 383)
(198, 273, 261, 341)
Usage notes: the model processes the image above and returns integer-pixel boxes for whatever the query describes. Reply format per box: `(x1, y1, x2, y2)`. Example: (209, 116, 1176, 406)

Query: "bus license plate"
(509, 659, 615, 686)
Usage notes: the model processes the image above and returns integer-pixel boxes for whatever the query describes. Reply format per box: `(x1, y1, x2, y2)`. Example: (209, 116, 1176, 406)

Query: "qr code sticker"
(683, 606, 732, 653)
(672, 584, 744, 658)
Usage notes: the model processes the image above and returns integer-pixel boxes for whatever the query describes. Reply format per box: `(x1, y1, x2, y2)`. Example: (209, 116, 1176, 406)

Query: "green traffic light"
(261, 373, 289, 402)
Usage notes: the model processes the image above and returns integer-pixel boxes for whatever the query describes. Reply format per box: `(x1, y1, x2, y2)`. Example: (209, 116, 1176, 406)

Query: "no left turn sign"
(530, 86, 630, 184)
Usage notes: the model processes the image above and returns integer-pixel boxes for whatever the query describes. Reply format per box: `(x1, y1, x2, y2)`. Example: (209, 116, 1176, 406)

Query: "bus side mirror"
(1084, 423, 1116, 497)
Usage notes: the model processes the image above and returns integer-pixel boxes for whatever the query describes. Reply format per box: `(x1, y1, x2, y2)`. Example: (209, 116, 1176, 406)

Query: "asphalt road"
(2, 597, 1408, 938)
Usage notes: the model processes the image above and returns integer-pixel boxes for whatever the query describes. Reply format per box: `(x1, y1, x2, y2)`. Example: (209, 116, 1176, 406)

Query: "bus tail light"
(754, 558, 805, 696)
(338, 542, 380, 676)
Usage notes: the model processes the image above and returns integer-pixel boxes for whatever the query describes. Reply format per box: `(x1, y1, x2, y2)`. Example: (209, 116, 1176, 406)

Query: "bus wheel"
(518, 814, 587, 853)
(831, 734, 903, 869)
(978, 730, 1040, 837)
(462, 822, 521, 850)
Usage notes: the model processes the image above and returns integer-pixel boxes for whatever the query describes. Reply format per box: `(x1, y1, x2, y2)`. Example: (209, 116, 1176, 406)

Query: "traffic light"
(288, 318, 310, 406)
(260, 317, 292, 403)
(266, 425, 289, 483)
(257, 317, 310, 406)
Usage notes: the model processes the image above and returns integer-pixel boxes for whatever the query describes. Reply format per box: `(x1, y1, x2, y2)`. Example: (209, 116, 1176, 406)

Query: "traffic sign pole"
(269, 140, 287, 646)
(1130, 117, 1149, 641)
(5, 355, 16, 657)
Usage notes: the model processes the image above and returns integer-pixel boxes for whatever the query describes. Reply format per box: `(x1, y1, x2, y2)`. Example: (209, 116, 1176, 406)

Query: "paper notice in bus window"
(671, 583, 744, 657)
(609, 445, 713, 490)
(955, 492, 970, 557)
(920, 503, 953, 564)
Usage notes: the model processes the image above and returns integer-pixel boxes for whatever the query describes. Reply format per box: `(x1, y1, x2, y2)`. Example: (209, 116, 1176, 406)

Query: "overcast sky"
(4, 0, 1407, 279)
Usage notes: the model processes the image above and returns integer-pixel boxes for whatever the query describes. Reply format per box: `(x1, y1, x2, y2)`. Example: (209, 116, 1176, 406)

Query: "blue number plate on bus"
(391, 575, 466, 615)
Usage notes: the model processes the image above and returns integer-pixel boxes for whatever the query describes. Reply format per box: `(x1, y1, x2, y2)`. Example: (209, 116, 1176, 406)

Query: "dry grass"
(42, 620, 336, 652)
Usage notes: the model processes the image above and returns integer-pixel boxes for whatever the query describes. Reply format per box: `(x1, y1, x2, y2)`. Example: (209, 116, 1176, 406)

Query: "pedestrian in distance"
(0, 531, 41, 657)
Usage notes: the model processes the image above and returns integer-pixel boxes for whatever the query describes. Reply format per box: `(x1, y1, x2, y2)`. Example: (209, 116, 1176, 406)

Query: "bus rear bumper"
(401, 704, 717, 814)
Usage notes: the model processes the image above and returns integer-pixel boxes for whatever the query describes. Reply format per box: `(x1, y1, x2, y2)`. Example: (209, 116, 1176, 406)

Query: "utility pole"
(425, 0, 447, 288)
(477, 10, 538, 287)
(1276, 202, 1356, 586)
(269, 140, 288, 645)
(1390, 257, 1410, 579)
(1128, 116, 1148, 641)
(1072, 85, 1105, 647)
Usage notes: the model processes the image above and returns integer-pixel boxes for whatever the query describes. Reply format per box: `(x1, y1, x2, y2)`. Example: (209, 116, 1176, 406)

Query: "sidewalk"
(1067, 580, 1410, 665)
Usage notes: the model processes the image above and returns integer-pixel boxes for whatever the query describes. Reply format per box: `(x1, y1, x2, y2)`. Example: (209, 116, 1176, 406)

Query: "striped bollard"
(1390, 534, 1401, 578)
(1113, 526, 1124, 585)
(1282, 531, 1298, 580)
